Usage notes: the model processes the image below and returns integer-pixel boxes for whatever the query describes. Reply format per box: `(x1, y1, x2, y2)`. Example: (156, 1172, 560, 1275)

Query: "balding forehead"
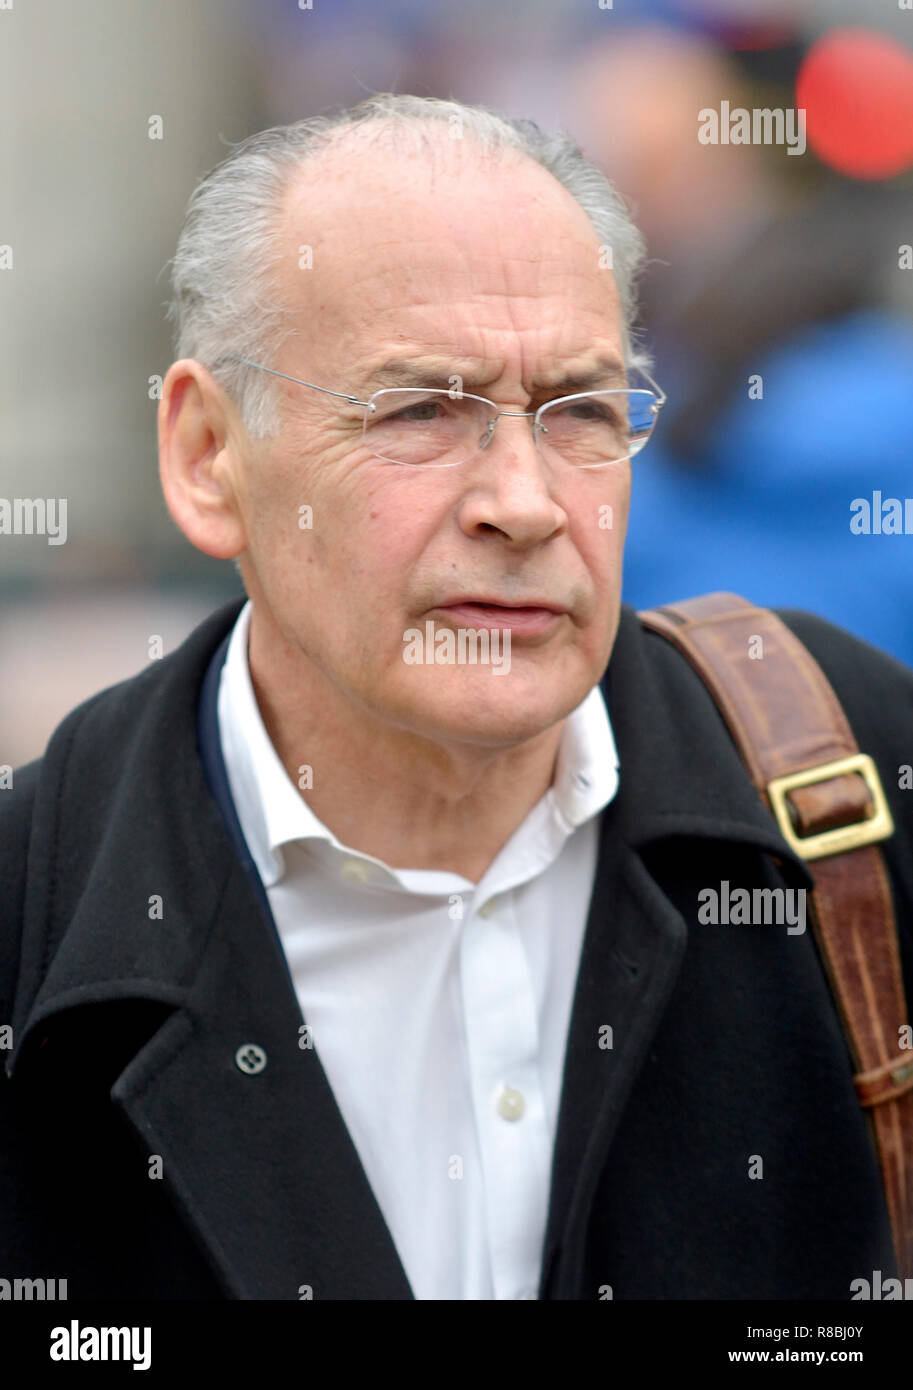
(270, 135, 620, 374)
(277, 131, 596, 253)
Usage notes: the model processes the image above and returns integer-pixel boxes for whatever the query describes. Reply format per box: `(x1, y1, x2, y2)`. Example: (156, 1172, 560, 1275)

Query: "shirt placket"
(460, 889, 552, 1300)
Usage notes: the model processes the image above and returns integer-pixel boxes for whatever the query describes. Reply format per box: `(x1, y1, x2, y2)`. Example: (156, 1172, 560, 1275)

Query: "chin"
(396, 669, 589, 748)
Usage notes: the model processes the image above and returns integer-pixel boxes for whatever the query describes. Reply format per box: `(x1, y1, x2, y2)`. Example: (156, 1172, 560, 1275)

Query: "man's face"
(235, 136, 631, 749)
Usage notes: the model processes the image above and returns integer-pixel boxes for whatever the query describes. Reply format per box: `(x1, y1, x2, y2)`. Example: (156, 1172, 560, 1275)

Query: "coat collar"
(6, 596, 810, 1298)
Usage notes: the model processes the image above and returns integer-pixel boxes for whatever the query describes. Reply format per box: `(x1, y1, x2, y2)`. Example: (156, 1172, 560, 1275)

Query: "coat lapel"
(539, 820, 689, 1298)
(7, 600, 413, 1300)
(539, 604, 813, 1298)
(110, 849, 414, 1300)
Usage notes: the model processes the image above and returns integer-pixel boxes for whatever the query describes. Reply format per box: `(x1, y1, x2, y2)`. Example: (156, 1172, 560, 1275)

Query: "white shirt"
(217, 600, 619, 1300)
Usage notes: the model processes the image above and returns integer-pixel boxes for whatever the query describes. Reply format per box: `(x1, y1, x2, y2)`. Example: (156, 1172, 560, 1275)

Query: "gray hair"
(165, 92, 650, 439)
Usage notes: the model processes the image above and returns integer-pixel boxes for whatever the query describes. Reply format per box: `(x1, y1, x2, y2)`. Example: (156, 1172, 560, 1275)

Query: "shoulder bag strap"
(639, 591, 913, 1278)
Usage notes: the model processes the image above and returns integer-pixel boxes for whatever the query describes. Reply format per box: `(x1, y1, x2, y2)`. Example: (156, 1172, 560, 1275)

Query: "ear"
(158, 359, 248, 559)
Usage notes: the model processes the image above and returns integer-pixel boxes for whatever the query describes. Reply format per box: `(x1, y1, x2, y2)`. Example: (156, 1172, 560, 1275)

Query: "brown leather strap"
(639, 592, 913, 1279)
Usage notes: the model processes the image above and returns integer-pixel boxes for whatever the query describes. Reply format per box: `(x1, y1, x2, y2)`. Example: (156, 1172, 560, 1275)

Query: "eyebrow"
(363, 354, 628, 396)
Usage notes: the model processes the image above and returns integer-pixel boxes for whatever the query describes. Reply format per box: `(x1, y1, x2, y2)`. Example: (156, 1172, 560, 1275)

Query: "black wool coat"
(1, 597, 912, 1300)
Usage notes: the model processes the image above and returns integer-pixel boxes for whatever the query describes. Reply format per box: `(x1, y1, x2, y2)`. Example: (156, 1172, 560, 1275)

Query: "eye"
(553, 399, 621, 423)
(393, 399, 446, 423)
(371, 395, 456, 425)
(569, 400, 619, 419)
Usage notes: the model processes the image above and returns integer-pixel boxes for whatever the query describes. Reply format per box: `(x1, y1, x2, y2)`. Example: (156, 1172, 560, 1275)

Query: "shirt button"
(341, 858, 371, 882)
(478, 899, 496, 918)
(497, 1086, 525, 1121)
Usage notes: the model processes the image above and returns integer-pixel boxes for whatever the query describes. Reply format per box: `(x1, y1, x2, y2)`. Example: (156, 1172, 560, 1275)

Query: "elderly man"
(1, 93, 912, 1303)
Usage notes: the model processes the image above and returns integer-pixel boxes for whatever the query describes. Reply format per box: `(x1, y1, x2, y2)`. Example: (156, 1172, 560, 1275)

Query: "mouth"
(431, 598, 569, 637)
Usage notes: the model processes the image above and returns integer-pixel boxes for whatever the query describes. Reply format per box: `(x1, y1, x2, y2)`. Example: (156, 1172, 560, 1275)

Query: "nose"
(458, 411, 567, 548)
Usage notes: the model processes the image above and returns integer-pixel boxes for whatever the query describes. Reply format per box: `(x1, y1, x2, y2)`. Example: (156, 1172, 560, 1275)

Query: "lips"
(432, 599, 568, 636)
(436, 597, 570, 615)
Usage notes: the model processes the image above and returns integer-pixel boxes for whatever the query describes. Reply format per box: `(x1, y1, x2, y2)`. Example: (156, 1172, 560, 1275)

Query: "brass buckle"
(767, 753, 894, 862)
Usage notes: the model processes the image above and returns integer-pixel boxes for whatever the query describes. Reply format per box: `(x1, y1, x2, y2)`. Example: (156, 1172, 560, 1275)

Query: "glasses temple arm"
(212, 355, 366, 405)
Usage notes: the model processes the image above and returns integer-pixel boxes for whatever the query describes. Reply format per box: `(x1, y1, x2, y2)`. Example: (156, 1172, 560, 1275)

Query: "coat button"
(235, 1043, 267, 1075)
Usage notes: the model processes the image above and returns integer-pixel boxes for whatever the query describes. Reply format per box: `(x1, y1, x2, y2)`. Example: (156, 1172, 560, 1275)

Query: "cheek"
(571, 468, 630, 580)
(247, 454, 442, 625)
(241, 441, 348, 571)
(326, 465, 454, 586)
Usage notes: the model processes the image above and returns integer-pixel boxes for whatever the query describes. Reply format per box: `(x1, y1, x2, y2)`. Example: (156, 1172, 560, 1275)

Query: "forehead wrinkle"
(276, 154, 624, 399)
(361, 355, 500, 392)
(279, 169, 609, 325)
(355, 349, 627, 398)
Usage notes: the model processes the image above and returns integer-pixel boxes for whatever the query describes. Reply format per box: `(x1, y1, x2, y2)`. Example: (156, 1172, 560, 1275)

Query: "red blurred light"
(797, 29, 913, 180)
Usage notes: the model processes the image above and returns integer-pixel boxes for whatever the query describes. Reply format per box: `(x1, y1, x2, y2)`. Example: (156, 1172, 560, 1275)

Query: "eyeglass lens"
(362, 389, 658, 466)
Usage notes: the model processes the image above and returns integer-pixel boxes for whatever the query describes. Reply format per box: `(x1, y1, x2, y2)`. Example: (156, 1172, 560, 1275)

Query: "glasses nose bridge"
(478, 403, 542, 457)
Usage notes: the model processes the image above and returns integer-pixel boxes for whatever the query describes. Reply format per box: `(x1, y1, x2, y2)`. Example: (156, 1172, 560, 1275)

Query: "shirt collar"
(218, 599, 619, 890)
(218, 601, 329, 887)
(551, 677, 618, 829)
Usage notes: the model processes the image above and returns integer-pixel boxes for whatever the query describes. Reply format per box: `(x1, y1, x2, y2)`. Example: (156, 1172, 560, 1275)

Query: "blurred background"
(3, 0, 913, 765)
